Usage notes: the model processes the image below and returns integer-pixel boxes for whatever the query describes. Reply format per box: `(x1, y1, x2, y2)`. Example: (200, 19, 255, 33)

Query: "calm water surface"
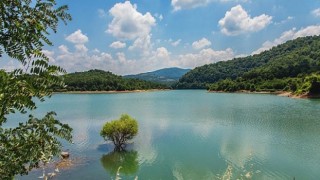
(15, 90, 320, 179)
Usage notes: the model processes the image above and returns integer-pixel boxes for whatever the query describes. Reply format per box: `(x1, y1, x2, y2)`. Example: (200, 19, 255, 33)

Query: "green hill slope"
(125, 67, 190, 85)
(60, 69, 168, 91)
(175, 36, 320, 94)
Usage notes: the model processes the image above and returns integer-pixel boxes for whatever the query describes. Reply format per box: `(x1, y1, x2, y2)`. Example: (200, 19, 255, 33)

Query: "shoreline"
(54, 89, 171, 94)
(54, 89, 319, 98)
(208, 90, 320, 99)
(277, 92, 320, 99)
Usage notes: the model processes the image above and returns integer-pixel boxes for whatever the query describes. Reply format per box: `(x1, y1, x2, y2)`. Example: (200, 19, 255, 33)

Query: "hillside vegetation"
(125, 67, 190, 85)
(175, 36, 320, 96)
(59, 69, 168, 91)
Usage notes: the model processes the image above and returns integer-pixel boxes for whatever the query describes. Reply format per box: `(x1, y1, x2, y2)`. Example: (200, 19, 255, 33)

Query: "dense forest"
(175, 36, 320, 95)
(57, 69, 169, 91)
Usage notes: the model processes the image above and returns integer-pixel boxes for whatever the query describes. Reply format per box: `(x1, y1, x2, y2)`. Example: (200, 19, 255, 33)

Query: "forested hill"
(125, 67, 190, 85)
(60, 69, 169, 91)
(175, 35, 320, 89)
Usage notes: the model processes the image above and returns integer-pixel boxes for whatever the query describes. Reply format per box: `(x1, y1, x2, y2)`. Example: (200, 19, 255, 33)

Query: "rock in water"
(61, 151, 70, 159)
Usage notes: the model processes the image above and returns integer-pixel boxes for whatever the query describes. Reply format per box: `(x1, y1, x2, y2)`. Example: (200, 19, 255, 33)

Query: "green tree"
(100, 114, 138, 151)
(0, 0, 72, 178)
(296, 73, 320, 95)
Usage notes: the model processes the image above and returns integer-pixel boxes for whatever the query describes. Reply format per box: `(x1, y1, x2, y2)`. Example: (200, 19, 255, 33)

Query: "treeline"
(209, 73, 320, 95)
(57, 69, 169, 91)
(175, 35, 320, 95)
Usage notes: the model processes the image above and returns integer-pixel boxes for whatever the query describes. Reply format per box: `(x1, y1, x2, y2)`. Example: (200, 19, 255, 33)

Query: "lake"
(15, 90, 320, 179)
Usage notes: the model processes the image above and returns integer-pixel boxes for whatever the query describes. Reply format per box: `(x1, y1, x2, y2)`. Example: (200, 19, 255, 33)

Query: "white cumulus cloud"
(110, 41, 126, 49)
(49, 41, 235, 75)
(55, 45, 126, 74)
(75, 44, 88, 53)
(155, 47, 170, 59)
(107, 1, 156, 40)
(65, 29, 89, 44)
(312, 8, 320, 17)
(192, 38, 212, 50)
(176, 48, 234, 68)
(219, 5, 272, 36)
(252, 25, 320, 54)
(58, 45, 70, 54)
(171, 39, 181, 47)
(128, 34, 153, 57)
(171, 0, 211, 11)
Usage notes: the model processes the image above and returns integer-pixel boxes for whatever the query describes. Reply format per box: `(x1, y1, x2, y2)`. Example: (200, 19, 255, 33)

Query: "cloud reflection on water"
(219, 127, 272, 179)
(134, 123, 158, 165)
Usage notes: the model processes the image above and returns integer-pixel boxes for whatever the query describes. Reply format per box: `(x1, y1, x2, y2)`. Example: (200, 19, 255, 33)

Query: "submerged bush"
(100, 114, 138, 151)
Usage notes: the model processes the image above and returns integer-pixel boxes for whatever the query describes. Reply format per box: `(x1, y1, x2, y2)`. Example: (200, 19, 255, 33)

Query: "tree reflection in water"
(100, 150, 139, 177)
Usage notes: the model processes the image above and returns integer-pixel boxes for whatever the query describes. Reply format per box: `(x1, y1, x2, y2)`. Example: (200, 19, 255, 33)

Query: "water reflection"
(100, 150, 139, 176)
(135, 124, 157, 165)
(69, 119, 90, 150)
(217, 125, 295, 179)
(192, 120, 215, 139)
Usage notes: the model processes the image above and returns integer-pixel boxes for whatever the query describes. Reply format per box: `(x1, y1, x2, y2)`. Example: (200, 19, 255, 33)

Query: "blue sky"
(3, 0, 320, 75)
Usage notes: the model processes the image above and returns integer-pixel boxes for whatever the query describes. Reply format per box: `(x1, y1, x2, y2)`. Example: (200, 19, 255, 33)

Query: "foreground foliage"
(0, 0, 73, 178)
(0, 113, 72, 178)
(100, 114, 138, 151)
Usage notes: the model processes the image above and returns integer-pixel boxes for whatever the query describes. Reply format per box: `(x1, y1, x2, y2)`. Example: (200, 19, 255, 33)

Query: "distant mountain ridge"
(125, 67, 191, 84)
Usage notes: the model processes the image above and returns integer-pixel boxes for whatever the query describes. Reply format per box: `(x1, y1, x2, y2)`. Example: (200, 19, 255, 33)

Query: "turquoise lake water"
(15, 90, 320, 179)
